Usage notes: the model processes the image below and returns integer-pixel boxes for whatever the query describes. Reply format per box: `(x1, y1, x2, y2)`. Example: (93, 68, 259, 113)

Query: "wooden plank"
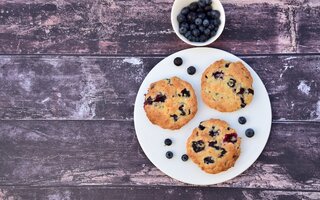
(0, 186, 319, 200)
(296, 5, 320, 53)
(0, 55, 319, 121)
(0, 120, 319, 190)
(0, 0, 299, 54)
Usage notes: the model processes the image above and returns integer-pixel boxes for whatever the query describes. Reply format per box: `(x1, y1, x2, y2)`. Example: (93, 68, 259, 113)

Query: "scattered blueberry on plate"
(238, 116, 247, 125)
(177, 0, 221, 43)
(164, 138, 172, 146)
(174, 57, 183, 66)
(187, 66, 196, 75)
(245, 128, 255, 138)
(166, 151, 174, 159)
(181, 154, 189, 161)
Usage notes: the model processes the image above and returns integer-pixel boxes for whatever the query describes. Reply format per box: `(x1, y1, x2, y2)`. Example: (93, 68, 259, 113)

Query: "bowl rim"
(171, 0, 226, 46)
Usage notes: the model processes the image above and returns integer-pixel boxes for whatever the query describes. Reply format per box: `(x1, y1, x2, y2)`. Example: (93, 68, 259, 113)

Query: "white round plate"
(134, 47, 272, 185)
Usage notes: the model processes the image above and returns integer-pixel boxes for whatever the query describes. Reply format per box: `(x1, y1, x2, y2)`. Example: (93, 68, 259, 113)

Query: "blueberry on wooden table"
(181, 154, 189, 161)
(187, 66, 196, 75)
(166, 151, 173, 159)
(245, 128, 255, 138)
(238, 116, 247, 125)
(164, 138, 172, 146)
(174, 57, 183, 66)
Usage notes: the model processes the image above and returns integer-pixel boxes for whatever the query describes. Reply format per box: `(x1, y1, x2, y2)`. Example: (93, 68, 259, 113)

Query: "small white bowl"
(171, 0, 226, 46)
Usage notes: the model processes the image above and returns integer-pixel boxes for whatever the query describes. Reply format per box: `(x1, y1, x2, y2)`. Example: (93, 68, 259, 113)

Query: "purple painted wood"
(0, 0, 318, 55)
(0, 0, 319, 198)
(0, 120, 319, 190)
(0, 55, 319, 120)
(0, 186, 319, 200)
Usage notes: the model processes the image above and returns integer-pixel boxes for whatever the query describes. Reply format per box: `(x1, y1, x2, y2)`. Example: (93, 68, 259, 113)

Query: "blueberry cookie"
(144, 76, 198, 130)
(186, 119, 241, 174)
(201, 60, 254, 112)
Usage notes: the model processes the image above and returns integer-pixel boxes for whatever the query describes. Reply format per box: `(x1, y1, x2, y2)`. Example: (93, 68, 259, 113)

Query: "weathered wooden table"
(0, 0, 319, 199)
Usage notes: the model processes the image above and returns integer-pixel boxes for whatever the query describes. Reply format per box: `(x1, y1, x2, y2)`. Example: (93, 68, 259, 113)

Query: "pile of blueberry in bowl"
(171, 0, 225, 46)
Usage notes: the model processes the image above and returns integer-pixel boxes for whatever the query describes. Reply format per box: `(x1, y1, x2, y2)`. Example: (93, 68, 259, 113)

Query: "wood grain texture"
(0, 120, 319, 190)
(1, 0, 319, 55)
(0, 186, 319, 200)
(0, 55, 319, 121)
(296, 5, 320, 53)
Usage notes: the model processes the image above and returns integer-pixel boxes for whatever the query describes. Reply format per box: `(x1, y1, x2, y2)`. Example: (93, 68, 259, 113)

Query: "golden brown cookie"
(144, 76, 198, 130)
(186, 119, 241, 174)
(201, 60, 254, 112)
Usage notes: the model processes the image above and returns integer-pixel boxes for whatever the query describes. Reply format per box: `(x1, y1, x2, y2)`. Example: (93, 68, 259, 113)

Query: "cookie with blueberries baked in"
(144, 76, 198, 130)
(201, 60, 254, 112)
(186, 119, 241, 174)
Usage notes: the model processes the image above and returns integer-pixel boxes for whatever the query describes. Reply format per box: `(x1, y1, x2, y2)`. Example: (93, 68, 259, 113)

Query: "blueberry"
(178, 105, 186, 116)
(195, 18, 202, 26)
(248, 88, 254, 95)
(199, 26, 205, 32)
(209, 129, 219, 137)
(227, 78, 236, 87)
(204, 28, 211, 36)
(144, 96, 153, 105)
(210, 10, 220, 19)
(174, 57, 183, 66)
(181, 88, 190, 97)
(177, 14, 186, 23)
(154, 94, 167, 103)
(192, 29, 200, 37)
(240, 97, 246, 108)
(190, 24, 196, 30)
(204, 156, 214, 164)
(166, 151, 173, 159)
(198, 124, 205, 130)
(210, 30, 217, 37)
(237, 88, 245, 95)
(208, 24, 215, 30)
(184, 31, 191, 38)
(205, 0, 212, 5)
(189, 36, 196, 42)
(187, 66, 196, 75)
(204, 5, 212, 12)
(189, 2, 198, 11)
(181, 154, 189, 161)
(187, 12, 197, 22)
(197, 12, 206, 19)
(198, 0, 206, 8)
(223, 133, 238, 143)
(179, 26, 187, 34)
(245, 128, 255, 138)
(195, 37, 200, 42)
(181, 7, 190, 15)
(180, 22, 189, 29)
(212, 71, 224, 79)
(199, 34, 208, 42)
(203, 19, 209, 27)
(170, 114, 178, 122)
(213, 19, 221, 26)
(196, 7, 204, 13)
(164, 138, 172, 146)
(238, 117, 247, 125)
(192, 140, 205, 153)
(214, 26, 219, 31)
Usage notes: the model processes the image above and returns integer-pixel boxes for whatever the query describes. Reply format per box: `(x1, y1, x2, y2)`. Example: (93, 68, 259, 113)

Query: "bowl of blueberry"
(171, 0, 225, 46)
